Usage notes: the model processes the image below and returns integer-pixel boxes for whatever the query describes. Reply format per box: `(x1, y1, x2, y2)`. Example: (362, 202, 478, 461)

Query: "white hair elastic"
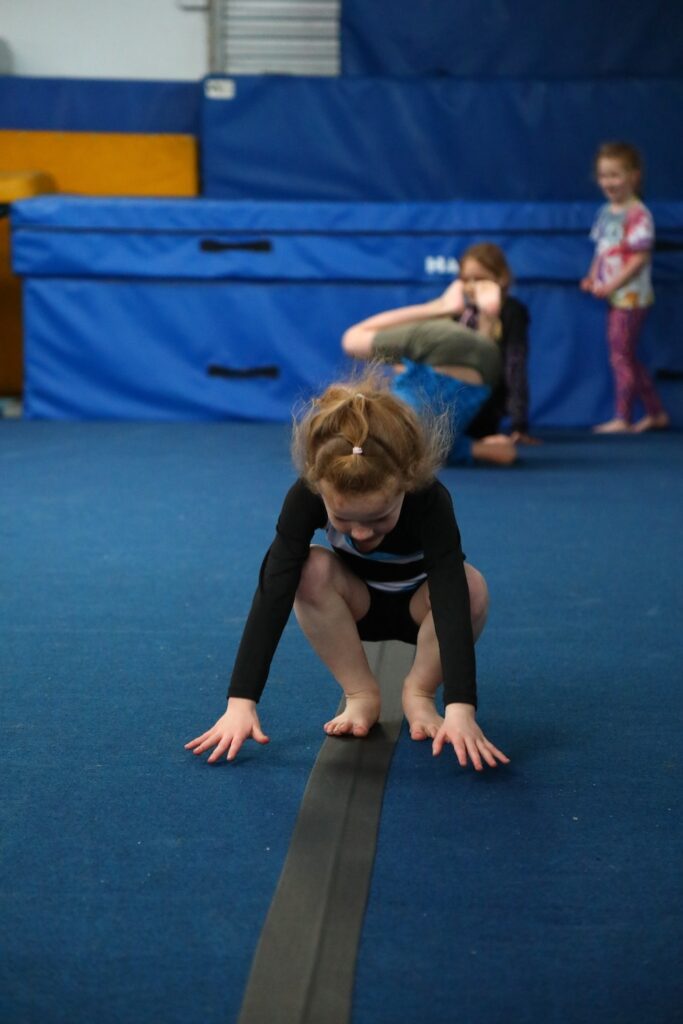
(352, 446, 363, 455)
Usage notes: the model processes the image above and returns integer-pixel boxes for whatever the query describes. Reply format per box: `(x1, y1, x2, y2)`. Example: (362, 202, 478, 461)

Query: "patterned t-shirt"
(590, 199, 655, 309)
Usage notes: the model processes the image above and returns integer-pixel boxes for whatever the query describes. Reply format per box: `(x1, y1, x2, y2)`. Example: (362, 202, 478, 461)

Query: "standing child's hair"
(594, 141, 644, 190)
(292, 369, 450, 495)
(459, 242, 512, 293)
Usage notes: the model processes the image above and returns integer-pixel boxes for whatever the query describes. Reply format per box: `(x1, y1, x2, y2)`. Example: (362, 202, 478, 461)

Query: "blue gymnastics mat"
(11, 196, 683, 426)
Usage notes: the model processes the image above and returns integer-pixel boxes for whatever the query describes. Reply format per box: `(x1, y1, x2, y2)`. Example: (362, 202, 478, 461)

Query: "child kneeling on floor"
(186, 371, 509, 771)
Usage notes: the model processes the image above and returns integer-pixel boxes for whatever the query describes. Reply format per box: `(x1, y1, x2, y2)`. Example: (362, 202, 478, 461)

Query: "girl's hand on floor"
(432, 703, 510, 770)
(185, 698, 270, 763)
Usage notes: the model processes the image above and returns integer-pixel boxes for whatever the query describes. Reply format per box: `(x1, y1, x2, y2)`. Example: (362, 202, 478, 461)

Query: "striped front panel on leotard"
(325, 524, 426, 593)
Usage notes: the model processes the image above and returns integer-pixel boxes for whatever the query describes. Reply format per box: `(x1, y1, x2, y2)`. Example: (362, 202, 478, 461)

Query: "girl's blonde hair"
(292, 368, 450, 495)
(459, 242, 512, 292)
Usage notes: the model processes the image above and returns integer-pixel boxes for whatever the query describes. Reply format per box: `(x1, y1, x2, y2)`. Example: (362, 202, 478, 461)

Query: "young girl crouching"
(186, 372, 509, 771)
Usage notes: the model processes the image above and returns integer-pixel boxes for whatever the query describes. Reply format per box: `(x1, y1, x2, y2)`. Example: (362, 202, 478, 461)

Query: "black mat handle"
(207, 364, 280, 380)
(200, 238, 272, 253)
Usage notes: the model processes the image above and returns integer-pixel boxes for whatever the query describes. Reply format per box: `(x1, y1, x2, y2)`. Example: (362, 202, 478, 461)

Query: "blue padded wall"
(0, 76, 201, 134)
(341, 0, 682, 78)
(201, 76, 683, 202)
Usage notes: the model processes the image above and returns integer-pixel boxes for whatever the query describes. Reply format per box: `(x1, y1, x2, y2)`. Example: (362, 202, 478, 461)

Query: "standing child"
(186, 373, 509, 770)
(580, 141, 669, 433)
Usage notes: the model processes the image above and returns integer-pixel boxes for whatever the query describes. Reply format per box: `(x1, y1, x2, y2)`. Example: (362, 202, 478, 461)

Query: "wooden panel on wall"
(0, 130, 198, 196)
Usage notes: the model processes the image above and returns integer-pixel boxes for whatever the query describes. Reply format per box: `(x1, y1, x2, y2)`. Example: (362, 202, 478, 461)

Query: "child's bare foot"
(324, 690, 381, 737)
(592, 417, 632, 434)
(437, 279, 466, 317)
(472, 280, 502, 317)
(471, 434, 518, 466)
(631, 412, 670, 433)
(402, 689, 444, 741)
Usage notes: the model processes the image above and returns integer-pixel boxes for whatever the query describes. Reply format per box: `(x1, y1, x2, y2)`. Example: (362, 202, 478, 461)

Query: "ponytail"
(292, 368, 450, 495)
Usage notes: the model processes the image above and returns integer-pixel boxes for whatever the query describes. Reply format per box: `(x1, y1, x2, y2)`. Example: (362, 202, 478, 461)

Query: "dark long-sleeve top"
(227, 477, 477, 708)
(467, 295, 530, 436)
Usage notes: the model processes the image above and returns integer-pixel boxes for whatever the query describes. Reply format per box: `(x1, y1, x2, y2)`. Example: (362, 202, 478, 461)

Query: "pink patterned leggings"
(606, 307, 664, 421)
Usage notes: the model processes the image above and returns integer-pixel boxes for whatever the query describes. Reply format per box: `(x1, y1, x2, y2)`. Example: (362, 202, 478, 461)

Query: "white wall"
(0, 0, 209, 80)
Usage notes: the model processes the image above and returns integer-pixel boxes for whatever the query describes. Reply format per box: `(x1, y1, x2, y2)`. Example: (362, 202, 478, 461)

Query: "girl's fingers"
(184, 730, 211, 749)
(453, 740, 468, 768)
(434, 727, 510, 769)
(465, 737, 484, 771)
(478, 740, 500, 768)
(207, 735, 233, 763)
(186, 723, 271, 762)
(194, 733, 221, 755)
(226, 735, 246, 761)
(487, 742, 510, 764)
(431, 728, 448, 756)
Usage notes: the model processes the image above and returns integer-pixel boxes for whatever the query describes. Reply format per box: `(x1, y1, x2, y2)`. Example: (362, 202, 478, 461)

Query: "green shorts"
(372, 318, 502, 388)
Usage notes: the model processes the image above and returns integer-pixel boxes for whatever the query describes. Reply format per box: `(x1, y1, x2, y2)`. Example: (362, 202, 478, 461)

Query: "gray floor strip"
(237, 640, 414, 1024)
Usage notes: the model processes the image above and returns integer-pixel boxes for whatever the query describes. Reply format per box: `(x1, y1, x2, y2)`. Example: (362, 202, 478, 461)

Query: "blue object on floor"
(392, 361, 491, 465)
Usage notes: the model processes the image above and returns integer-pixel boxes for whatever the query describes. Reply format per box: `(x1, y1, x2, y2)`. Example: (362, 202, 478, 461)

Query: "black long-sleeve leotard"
(227, 477, 477, 708)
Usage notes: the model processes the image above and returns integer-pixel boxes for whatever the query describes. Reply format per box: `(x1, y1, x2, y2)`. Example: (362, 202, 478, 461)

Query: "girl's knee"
(465, 564, 489, 634)
(295, 547, 337, 605)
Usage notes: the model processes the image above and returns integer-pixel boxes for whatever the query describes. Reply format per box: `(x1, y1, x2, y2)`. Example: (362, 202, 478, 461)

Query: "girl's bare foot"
(592, 417, 632, 434)
(631, 412, 670, 433)
(438, 279, 466, 317)
(471, 435, 518, 466)
(472, 280, 502, 317)
(402, 689, 444, 741)
(324, 690, 381, 737)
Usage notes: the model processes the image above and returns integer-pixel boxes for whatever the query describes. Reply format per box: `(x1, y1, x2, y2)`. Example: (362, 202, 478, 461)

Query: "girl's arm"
(227, 481, 325, 703)
(501, 300, 530, 437)
(356, 279, 464, 329)
(352, 300, 447, 332)
(186, 480, 325, 762)
(420, 484, 509, 769)
(591, 251, 650, 298)
(342, 279, 464, 358)
(580, 255, 600, 292)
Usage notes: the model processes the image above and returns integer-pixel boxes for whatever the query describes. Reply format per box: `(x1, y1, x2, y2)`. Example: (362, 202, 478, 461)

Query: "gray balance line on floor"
(237, 640, 414, 1024)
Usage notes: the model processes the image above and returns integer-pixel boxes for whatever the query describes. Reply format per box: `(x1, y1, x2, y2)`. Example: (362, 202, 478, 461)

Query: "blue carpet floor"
(357, 430, 683, 1024)
(1, 421, 681, 1024)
